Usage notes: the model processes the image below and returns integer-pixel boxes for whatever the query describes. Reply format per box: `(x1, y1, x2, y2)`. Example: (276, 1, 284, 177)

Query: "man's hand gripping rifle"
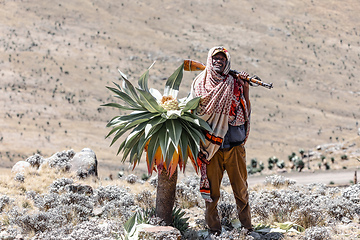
(184, 59, 273, 89)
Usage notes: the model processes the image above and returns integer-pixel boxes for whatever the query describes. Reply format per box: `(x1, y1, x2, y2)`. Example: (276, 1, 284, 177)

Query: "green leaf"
(157, 125, 169, 161)
(166, 119, 182, 149)
(117, 139, 126, 155)
(101, 102, 140, 111)
(120, 74, 141, 104)
(182, 112, 212, 132)
(165, 141, 176, 168)
(136, 132, 148, 160)
(138, 61, 155, 92)
(105, 123, 127, 138)
(106, 86, 140, 109)
(182, 96, 201, 111)
(144, 116, 166, 138)
(108, 114, 156, 146)
(181, 130, 199, 164)
(164, 63, 184, 99)
(122, 129, 144, 162)
(119, 111, 159, 122)
(136, 88, 165, 113)
(181, 119, 203, 145)
(138, 69, 149, 92)
(123, 212, 137, 233)
(146, 130, 161, 169)
(179, 133, 189, 165)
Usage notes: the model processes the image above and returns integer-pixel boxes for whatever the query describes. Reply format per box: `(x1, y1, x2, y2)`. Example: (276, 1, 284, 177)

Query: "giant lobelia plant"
(103, 62, 211, 224)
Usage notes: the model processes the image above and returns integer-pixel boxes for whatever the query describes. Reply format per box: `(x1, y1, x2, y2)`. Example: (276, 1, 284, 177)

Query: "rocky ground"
(0, 150, 359, 239)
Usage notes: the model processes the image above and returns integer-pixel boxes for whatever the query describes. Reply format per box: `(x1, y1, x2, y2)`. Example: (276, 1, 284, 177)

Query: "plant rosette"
(103, 62, 212, 177)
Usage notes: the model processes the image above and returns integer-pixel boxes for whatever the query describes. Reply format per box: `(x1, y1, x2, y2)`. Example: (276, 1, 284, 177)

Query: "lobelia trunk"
(155, 167, 178, 225)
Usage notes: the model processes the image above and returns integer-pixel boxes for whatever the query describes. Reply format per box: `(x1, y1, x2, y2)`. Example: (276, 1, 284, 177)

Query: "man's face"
(212, 52, 227, 74)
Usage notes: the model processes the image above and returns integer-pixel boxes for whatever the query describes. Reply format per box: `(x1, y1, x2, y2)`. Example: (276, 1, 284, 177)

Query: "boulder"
(137, 225, 181, 240)
(11, 161, 31, 174)
(69, 148, 98, 178)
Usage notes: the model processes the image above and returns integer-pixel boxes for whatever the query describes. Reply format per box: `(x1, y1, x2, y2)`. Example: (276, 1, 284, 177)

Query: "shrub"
(49, 178, 74, 193)
(136, 190, 154, 209)
(26, 154, 44, 169)
(125, 174, 138, 184)
(176, 176, 201, 208)
(0, 195, 10, 213)
(14, 173, 25, 183)
(303, 226, 331, 240)
(264, 175, 296, 187)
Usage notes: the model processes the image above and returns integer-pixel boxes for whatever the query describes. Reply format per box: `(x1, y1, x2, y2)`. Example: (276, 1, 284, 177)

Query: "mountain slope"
(0, 0, 359, 174)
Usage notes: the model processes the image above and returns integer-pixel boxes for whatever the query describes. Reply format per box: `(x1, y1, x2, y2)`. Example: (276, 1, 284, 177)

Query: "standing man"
(191, 46, 252, 235)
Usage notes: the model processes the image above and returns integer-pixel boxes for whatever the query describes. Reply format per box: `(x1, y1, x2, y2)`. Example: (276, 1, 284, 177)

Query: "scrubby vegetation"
(0, 164, 359, 240)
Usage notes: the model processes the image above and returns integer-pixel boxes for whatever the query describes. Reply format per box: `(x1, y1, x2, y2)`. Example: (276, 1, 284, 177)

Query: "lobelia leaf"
(157, 124, 169, 162)
(138, 69, 150, 92)
(105, 123, 127, 139)
(183, 112, 213, 132)
(180, 114, 211, 133)
(136, 132, 147, 160)
(101, 102, 141, 111)
(117, 139, 126, 156)
(166, 119, 182, 149)
(146, 130, 161, 172)
(179, 133, 189, 167)
(165, 141, 177, 172)
(182, 96, 201, 111)
(105, 86, 140, 109)
(180, 119, 203, 147)
(138, 61, 155, 92)
(136, 88, 165, 113)
(123, 212, 137, 234)
(109, 114, 157, 146)
(119, 111, 159, 122)
(144, 116, 166, 138)
(122, 129, 144, 163)
(164, 63, 184, 99)
(119, 73, 144, 107)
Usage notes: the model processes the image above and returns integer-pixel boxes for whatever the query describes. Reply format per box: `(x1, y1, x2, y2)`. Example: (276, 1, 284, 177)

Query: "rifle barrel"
(183, 59, 273, 89)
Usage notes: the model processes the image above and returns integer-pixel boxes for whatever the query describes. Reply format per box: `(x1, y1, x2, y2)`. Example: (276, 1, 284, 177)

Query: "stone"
(11, 161, 31, 174)
(69, 148, 98, 178)
(248, 231, 262, 240)
(0, 230, 15, 240)
(137, 225, 181, 240)
(93, 207, 104, 217)
(263, 232, 284, 240)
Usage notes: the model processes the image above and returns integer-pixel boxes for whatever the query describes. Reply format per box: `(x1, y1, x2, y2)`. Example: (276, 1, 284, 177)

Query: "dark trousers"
(205, 145, 252, 233)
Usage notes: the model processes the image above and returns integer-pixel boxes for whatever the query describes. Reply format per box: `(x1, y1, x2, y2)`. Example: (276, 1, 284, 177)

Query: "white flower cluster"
(264, 174, 297, 187)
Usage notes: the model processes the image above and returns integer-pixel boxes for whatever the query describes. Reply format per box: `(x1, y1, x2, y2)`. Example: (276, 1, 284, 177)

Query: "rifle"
(184, 59, 273, 89)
